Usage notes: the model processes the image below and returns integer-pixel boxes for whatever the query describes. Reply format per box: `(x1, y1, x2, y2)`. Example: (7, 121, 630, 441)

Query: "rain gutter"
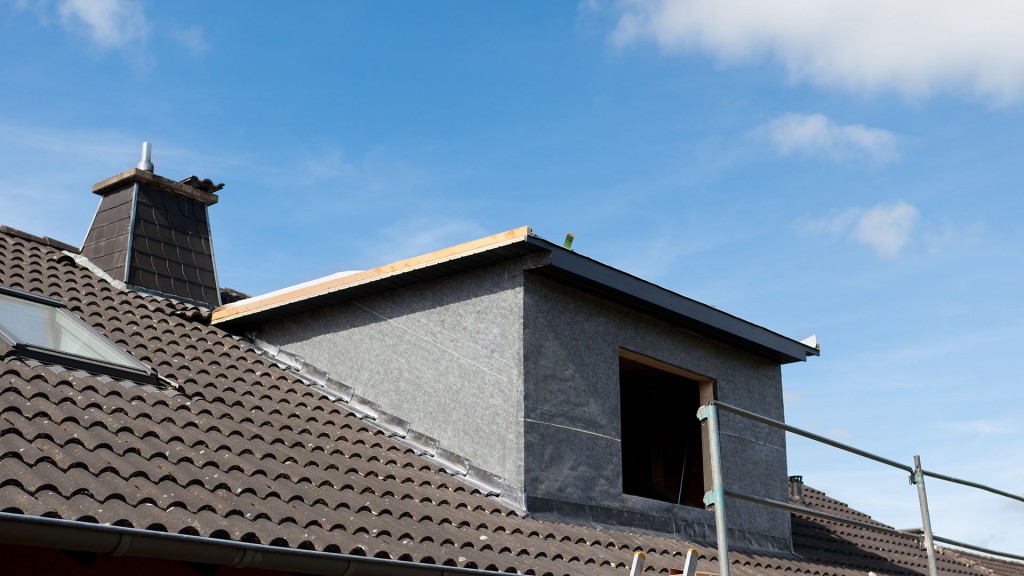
(0, 512, 510, 576)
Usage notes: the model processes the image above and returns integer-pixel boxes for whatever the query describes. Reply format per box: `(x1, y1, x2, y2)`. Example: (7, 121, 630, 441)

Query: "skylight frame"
(0, 285, 158, 385)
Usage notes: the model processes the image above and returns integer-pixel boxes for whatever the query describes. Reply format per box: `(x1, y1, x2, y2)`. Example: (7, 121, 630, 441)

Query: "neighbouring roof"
(211, 227, 818, 364)
(0, 224, 1020, 576)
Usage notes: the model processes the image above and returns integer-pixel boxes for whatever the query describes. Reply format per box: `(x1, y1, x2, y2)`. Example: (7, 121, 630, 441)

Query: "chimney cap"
(92, 168, 219, 206)
(137, 142, 154, 172)
(788, 475, 805, 505)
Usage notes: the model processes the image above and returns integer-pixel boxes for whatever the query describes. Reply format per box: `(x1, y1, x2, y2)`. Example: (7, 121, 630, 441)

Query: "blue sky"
(2, 0, 1023, 554)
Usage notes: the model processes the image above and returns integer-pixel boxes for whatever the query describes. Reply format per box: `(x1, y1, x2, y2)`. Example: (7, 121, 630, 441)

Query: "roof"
(211, 227, 818, 364)
(0, 224, 1020, 576)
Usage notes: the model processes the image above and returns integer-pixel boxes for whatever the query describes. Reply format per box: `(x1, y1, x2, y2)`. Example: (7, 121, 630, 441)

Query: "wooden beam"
(618, 348, 714, 384)
(211, 226, 532, 324)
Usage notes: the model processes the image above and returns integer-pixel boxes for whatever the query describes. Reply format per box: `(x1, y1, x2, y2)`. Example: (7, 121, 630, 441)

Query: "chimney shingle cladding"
(80, 184, 135, 282)
(81, 168, 220, 308)
(127, 183, 218, 306)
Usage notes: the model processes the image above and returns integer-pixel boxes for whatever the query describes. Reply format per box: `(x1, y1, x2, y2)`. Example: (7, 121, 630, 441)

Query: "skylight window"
(0, 286, 156, 384)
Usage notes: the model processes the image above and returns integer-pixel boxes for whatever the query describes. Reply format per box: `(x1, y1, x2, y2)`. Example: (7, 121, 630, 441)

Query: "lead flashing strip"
(205, 204, 223, 307)
(65, 251, 128, 290)
(123, 182, 140, 283)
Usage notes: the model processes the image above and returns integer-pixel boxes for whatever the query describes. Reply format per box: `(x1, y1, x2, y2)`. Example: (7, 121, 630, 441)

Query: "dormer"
(211, 227, 818, 551)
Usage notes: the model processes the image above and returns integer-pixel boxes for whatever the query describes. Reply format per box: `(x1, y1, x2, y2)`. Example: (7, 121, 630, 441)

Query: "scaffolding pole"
(697, 400, 1024, 571)
(698, 404, 730, 576)
(913, 455, 939, 576)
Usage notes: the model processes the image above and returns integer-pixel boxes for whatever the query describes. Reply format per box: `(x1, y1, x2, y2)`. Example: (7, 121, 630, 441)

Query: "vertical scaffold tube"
(914, 455, 939, 576)
(704, 404, 730, 576)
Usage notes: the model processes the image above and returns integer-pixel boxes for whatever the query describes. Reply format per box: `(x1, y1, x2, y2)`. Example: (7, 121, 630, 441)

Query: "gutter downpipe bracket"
(231, 547, 259, 569)
(110, 533, 132, 557)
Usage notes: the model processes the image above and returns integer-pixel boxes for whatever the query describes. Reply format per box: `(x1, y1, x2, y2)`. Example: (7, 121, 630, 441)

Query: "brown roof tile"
(1, 225, 1022, 576)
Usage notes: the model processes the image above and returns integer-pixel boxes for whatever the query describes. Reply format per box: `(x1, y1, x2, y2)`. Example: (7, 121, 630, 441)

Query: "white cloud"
(19, 1, 202, 63)
(799, 209, 857, 239)
(168, 25, 208, 57)
(800, 202, 918, 259)
(756, 113, 898, 163)
(610, 0, 1024, 102)
(852, 203, 918, 258)
(58, 0, 147, 51)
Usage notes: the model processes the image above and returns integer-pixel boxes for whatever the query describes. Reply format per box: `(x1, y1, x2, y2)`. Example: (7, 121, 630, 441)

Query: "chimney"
(81, 143, 224, 308)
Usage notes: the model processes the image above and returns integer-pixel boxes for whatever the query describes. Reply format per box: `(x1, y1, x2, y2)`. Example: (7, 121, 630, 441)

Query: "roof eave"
(213, 228, 817, 364)
(522, 235, 818, 364)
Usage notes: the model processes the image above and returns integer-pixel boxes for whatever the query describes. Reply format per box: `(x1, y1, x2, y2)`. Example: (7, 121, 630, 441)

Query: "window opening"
(619, 349, 712, 508)
(0, 286, 156, 384)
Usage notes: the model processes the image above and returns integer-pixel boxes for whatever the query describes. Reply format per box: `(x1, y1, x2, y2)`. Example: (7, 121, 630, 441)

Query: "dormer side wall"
(254, 257, 536, 499)
(522, 273, 792, 551)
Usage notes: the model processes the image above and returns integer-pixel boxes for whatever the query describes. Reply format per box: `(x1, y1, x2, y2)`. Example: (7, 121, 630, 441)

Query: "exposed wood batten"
(619, 348, 715, 383)
(213, 227, 818, 364)
(211, 226, 534, 324)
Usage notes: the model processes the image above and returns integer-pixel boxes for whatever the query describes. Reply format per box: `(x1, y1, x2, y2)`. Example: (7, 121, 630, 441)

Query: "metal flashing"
(206, 206, 223, 307)
(123, 182, 140, 283)
(64, 251, 126, 290)
(127, 284, 216, 311)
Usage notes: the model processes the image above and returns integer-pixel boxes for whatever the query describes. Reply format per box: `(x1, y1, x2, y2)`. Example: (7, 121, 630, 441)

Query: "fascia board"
(523, 236, 818, 364)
